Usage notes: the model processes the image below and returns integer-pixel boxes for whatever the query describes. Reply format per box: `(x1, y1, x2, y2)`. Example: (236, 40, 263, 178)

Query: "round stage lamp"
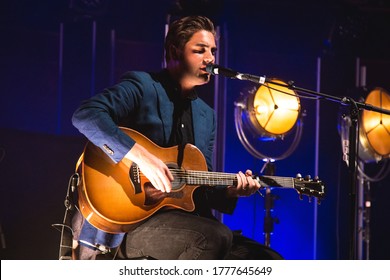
(359, 87, 390, 162)
(235, 79, 302, 160)
(245, 79, 300, 139)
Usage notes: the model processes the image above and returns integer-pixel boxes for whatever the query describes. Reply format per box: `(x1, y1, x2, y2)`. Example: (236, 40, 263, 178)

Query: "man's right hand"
(124, 143, 174, 193)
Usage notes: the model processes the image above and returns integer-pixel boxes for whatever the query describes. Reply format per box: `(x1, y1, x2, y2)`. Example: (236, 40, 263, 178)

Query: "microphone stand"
(262, 161, 279, 248)
(234, 75, 390, 259)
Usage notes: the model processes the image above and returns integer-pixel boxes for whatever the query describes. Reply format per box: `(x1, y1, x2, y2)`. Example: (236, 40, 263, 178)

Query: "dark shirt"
(157, 69, 197, 148)
(168, 93, 195, 147)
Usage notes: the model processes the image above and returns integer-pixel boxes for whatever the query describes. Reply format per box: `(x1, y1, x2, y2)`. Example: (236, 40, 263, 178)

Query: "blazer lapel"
(192, 99, 208, 148)
(154, 83, 174, 144)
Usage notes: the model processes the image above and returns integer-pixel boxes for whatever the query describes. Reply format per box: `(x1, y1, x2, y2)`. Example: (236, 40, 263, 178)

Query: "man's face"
(179, 30, 217, 89)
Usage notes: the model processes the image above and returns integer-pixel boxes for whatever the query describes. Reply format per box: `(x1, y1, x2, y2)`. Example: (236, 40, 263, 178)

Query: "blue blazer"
(72, 70, 216, 171)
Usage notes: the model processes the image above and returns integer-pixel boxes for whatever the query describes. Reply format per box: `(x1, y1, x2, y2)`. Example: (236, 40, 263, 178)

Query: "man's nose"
(204, 55, 214, 65)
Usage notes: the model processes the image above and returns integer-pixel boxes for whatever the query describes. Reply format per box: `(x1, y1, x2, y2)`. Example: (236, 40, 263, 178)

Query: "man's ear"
(169, 45, 181, 60)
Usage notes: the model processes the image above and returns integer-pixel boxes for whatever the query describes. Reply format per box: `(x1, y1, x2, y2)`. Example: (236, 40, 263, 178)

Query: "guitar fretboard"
(171, 170, 236, 186)
(170, 169, 295, 189)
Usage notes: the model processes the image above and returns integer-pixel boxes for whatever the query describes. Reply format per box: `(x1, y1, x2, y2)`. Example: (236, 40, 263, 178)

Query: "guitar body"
(78, 128, 208, 234)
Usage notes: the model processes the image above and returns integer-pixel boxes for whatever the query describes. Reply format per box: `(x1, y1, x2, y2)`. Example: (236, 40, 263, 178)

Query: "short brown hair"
(164, 15, 216, 62)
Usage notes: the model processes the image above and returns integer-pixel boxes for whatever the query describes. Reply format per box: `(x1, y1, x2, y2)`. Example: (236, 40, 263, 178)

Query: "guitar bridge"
(129, 163, 142, 194)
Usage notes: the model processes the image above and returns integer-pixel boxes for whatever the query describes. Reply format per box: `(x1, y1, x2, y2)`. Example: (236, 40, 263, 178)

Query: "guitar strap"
(53, 152, 84, 260)
(177, 143, 186, 168)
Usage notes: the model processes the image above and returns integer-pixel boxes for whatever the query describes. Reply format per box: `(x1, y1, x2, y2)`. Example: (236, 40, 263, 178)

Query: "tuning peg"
(314, 175, 320, 182)
(296, 173, 302, 180)
(304, 175, 312, 181)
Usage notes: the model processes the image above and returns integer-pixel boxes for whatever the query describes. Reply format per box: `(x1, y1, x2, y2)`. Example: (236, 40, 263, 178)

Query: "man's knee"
(195, 221, 233, 259)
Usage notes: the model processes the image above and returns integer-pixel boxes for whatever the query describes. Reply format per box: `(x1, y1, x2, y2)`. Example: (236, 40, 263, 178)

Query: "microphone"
(206, 64, 269, 84)
(206, 64, 239, 78)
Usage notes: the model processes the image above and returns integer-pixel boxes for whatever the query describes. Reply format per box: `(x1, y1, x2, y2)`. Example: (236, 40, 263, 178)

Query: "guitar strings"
(140, 169, 299, 182)
(137, 169, 323, 197)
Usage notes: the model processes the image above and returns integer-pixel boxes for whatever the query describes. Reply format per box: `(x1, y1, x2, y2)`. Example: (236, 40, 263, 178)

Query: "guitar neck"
(174, 170, 295, 189)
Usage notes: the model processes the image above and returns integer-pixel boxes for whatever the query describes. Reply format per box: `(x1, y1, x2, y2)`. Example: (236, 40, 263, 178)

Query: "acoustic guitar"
(77, 127, 325, 233)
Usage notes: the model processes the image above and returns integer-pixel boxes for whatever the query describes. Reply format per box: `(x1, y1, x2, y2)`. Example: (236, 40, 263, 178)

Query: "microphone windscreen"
(206, 63, 216, 74)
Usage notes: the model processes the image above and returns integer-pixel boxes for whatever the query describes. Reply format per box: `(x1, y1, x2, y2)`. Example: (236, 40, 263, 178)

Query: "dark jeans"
(72, 210, 283, 260)
(120, 210, 283, 260)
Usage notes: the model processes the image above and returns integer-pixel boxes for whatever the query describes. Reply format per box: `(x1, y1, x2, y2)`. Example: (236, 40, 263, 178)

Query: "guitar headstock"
(293, 174, 325, 202)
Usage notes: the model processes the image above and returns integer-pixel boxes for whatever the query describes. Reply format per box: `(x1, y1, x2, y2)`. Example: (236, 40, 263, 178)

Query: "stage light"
(247, 79, 300, 138)
(235, 79, 302, 160)
(359, 87, 390, 162)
